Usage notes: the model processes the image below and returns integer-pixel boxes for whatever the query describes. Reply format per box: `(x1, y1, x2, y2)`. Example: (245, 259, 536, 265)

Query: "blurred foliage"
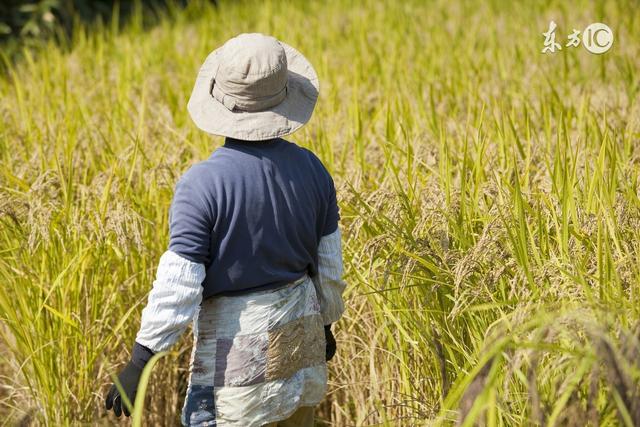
(0, 0, 197, 50)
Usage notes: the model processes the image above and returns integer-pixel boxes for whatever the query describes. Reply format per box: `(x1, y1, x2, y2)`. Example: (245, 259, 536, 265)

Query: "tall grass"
(1, 0, 640, 425)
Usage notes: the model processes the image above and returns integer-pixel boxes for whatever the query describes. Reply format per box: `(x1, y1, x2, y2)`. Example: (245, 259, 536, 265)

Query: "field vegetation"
(1, 0, 640, 425)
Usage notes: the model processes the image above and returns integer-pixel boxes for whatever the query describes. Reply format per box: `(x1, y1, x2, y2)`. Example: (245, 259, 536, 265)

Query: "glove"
(105, 342, 155, 417)
(325, 324, 336, 361)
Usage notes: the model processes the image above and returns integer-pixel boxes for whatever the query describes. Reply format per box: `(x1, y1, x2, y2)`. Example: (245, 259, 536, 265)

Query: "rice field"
(1, 0, 640, 425)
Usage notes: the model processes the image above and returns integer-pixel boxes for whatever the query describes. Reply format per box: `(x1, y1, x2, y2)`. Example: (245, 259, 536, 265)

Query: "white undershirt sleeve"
(135, 250, 206, 352)
(312, 228, 347, 325)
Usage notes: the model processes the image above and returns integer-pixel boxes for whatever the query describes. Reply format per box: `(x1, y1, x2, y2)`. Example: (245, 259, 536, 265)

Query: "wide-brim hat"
(187, 33, 319, 141)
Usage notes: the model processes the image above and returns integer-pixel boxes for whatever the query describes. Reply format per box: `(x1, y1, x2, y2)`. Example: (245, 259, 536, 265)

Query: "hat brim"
(187, 42, 319, 141)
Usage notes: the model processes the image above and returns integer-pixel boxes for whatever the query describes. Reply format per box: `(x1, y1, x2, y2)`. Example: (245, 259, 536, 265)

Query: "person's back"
(105, 33, 347, 427)
(169, 137, 339, 297)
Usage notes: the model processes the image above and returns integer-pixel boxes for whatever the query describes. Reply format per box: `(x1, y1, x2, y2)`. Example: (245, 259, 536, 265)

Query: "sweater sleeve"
(168, 172, 214, 266)
(311, 228, 346, 325)
(322, 173, 340, 237)
(135, 250, 206, 352)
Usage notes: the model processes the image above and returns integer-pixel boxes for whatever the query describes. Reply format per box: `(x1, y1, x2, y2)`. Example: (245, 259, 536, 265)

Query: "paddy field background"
(1, 0, 640, 425)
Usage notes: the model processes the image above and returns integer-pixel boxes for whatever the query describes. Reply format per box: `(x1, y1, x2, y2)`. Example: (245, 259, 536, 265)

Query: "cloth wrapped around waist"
(183, 275, 327, 427)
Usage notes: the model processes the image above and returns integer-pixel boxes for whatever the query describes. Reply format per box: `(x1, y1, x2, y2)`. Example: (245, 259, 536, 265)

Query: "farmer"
(104, 33, 346, 426)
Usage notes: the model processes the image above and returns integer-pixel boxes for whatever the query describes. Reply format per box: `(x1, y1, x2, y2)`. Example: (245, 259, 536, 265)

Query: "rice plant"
(1, 0, 640, 425)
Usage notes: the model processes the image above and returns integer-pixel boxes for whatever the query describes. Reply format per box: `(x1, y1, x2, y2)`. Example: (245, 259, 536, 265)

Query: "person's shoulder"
(179, 160, 209, 182)
(172, 159, 220, 214)
(182, 146, 238, 177)
(283, 139, 329, 171)
(176, 156, 221, 191)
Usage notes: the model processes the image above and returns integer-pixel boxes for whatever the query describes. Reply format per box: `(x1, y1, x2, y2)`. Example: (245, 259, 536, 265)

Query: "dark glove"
(105, 342, 154, 417)
(325, 324, 336, 361)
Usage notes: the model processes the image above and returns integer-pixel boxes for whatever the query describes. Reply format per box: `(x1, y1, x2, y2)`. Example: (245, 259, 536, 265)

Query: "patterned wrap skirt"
(181, 275, 327, 426)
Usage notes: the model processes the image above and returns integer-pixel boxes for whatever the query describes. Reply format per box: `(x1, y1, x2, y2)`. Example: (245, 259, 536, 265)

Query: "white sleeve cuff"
(135, 250, 206, 352)
(312, 228, 346, 325)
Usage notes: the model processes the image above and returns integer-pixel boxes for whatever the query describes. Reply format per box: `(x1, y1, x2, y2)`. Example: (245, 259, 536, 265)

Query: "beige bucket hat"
(187, 33, 319, 141)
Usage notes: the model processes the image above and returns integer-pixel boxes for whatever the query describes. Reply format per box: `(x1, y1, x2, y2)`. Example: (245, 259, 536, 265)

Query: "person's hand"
(325, 324, 336, 361)
(105, 342, 154, 417)
(105, 360, 143, 417)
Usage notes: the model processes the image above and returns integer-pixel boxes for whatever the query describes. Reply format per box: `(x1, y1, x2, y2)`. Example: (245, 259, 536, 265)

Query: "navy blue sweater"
(168, 137, 340, 298)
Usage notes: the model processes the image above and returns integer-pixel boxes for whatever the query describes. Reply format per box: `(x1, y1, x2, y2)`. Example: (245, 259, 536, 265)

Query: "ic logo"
(582, 23, 614, 54)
